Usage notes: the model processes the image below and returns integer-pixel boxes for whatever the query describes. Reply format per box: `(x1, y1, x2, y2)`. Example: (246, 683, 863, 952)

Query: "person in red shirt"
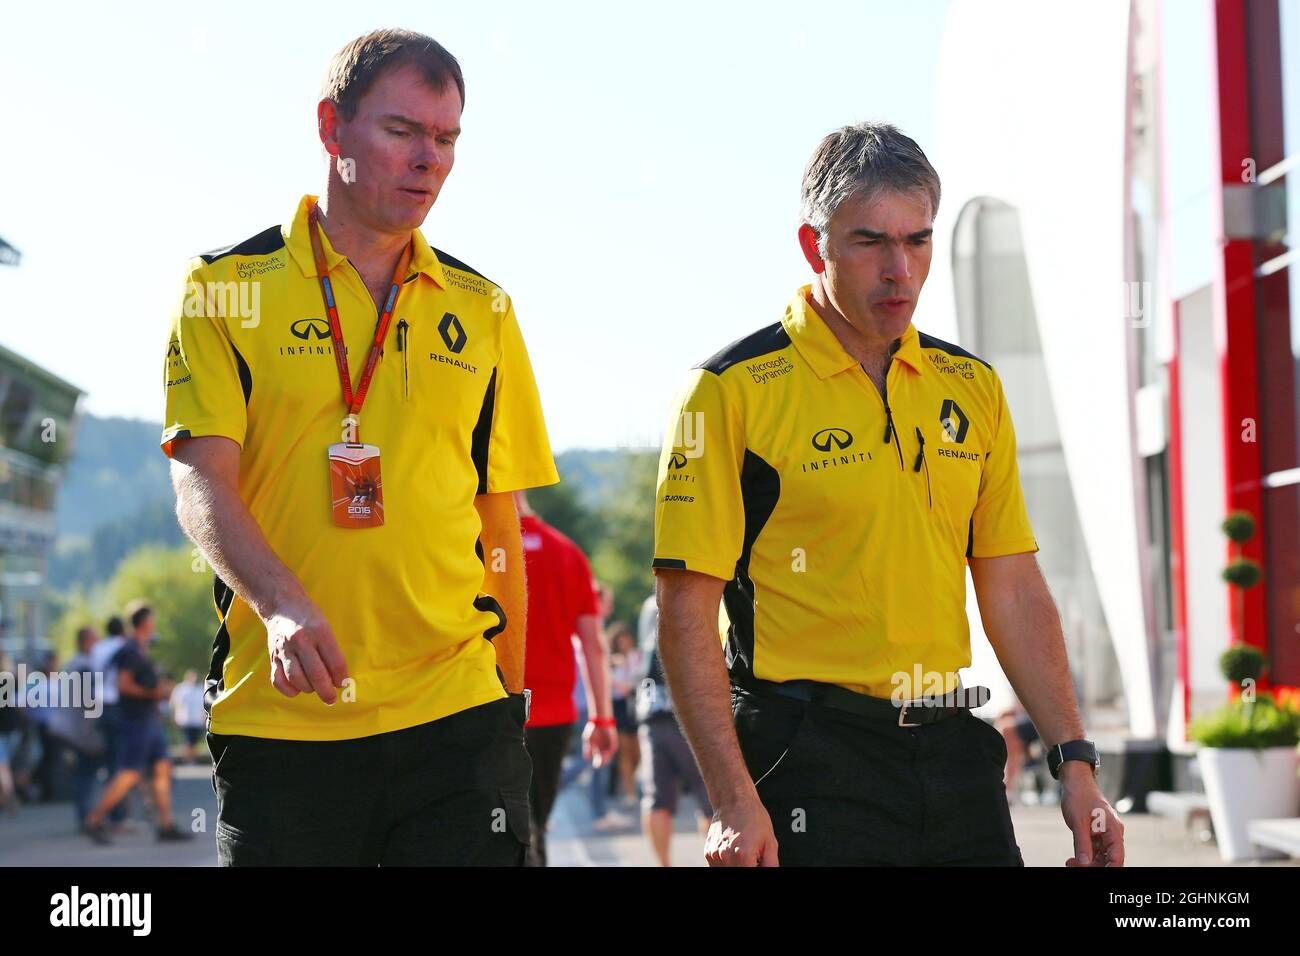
(515, 492, 618, 866)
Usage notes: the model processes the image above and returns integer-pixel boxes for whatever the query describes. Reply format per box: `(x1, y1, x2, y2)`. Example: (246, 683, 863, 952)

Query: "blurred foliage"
(50, 497, 186, 590)
(1220, 510, 1256, 545)
(532, 450, 659, 635)
(1219, 644, 1267, 686)
(50, 544, 215, 679)
(1221, 557, 1261, 590)
(1189, 694, 1300, 749)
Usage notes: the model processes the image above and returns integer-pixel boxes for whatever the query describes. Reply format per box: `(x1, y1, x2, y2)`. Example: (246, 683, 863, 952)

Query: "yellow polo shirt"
(161, 194, 559, 740)
(652, 286, 1037, 698)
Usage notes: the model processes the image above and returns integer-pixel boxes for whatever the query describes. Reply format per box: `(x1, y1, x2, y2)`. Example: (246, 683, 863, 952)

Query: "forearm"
(118, 674, 164, 701)
(477, 493, 526, 693)
(655, 571, 754, 808)
(978, 569, 1084, 747)
(575, 617, 613, 719)
(173, 452, 307, 619)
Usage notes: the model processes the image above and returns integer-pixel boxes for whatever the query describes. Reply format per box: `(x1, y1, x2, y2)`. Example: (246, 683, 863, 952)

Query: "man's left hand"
(1060, 764, 1125, 866)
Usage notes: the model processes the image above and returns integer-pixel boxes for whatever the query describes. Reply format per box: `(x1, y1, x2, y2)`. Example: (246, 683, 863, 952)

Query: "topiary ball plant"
(1220, 510, 1256, 544)
(1219, 644, 1267, 687)
(1221, 558, 1262, 589)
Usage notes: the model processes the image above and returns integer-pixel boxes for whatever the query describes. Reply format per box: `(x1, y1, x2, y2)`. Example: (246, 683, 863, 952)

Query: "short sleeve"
(160, 262, 249, 458)
(968, 373, 1038, 558)
(473, 298, 560, 494)
(651, 368, 746, 582)
(568, 542, 599, 620)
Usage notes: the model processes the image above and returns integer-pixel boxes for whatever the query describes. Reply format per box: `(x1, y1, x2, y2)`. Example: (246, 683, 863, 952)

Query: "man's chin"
(386, 206, 433, 233)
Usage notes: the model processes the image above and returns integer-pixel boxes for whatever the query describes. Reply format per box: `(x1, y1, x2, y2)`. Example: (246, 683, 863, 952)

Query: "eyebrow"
(379, 113, 461, 137)
(848, 228, 933, 241)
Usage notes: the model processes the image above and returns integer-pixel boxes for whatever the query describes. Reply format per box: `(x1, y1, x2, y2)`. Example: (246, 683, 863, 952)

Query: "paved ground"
(1, 762, 1295, 867)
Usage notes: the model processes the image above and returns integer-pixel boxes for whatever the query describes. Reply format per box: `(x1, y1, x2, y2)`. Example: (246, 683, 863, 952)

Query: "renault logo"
(939, 399, 969, 443)
(438, 312, 467, 354)
(668, 452, 688, 469)
(811, 427, 853, 452)
(291, 318, 330, 340)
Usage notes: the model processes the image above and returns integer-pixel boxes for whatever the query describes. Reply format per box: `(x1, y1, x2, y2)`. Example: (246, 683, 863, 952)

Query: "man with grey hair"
(651, 122, 1124, 866)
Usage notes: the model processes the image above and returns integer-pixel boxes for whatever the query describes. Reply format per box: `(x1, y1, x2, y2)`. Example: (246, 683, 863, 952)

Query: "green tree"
(108, 544, 217, 678)
(529, 476, 598, 555)
(588, 450, 659, 631)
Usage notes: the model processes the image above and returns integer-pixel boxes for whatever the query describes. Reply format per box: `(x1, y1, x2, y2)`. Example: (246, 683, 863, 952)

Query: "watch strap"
(1048, 739, 1099, 780)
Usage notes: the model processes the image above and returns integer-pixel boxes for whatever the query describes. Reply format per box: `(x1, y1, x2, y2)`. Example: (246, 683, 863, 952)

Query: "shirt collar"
(284, 194, 448, 289)
(782, 285, 925, 380)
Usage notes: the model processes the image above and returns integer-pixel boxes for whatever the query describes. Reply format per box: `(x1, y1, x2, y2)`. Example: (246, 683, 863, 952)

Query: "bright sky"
(0, 0, 950, 452)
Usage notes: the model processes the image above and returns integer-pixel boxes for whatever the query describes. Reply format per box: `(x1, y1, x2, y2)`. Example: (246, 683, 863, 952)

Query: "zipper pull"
(913, 426, 926, 472)
(396, 318, 408, 351)
(884, 404, 895, 443)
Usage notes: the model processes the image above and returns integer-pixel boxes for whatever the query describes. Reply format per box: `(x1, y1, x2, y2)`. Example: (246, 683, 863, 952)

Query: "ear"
(318, 99, 342, 157)
(797, 223, 826, 275)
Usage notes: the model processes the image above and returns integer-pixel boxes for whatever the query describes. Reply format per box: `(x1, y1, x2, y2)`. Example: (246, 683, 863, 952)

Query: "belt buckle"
(898, 700, 923, 728)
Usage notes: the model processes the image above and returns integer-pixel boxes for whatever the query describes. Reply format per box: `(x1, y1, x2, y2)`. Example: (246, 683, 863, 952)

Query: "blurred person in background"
(170, 670, 207, 764)
(636, 595, 712, 866)
(83, 607, 189, 844)
(89, 615, 130, 829)
(26, 651, 61, 803)
(997, 698, 1043, 804)
(0, 652, 19, 815)
(516, 491, 617, 864)
(607, 621, 642, 809)
(56, 626, 108, 832)
(588, 600, 632, 833)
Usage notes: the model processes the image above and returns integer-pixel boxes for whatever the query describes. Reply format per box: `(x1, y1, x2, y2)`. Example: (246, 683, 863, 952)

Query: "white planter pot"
(1197, 746, 1300, 862)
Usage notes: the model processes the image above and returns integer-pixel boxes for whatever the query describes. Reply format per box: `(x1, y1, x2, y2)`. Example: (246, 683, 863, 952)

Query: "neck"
(808, 275, 898, 365)
(316, 183, 411, 280)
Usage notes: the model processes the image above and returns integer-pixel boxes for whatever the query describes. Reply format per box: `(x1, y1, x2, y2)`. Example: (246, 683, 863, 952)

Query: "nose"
(411, 139, 441, 175)
(881, 242, 911, 285)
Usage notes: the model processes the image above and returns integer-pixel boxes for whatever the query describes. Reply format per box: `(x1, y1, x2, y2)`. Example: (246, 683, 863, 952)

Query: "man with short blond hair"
(163, 28, 558, 866)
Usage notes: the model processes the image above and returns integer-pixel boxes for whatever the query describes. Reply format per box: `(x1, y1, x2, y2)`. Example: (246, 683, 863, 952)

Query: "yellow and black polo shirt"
(161, 194, 559, 741)
(652, 285, 1037, 699)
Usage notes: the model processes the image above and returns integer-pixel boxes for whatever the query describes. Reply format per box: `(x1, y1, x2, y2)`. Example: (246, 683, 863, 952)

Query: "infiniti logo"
(291, 318, 330, 340)
(811, 427, 853, 452)
(668, 452, 688, 469)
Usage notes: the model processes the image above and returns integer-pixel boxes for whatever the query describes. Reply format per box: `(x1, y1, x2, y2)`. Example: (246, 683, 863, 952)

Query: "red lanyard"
(307, 201, 413, 436)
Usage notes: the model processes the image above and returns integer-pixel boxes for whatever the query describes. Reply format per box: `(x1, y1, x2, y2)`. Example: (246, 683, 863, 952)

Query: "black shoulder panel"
(434, 248, 494, 286)
(917, 331, 992, 370)
(696, 322, 792, 376)
(198, 225, 284, 264)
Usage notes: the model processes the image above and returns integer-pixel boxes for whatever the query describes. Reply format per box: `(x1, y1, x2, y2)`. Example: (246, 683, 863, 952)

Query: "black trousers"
(732, 683, 1024, 866)
(523, 722, 573, 867)
(208, 696, 532, 866)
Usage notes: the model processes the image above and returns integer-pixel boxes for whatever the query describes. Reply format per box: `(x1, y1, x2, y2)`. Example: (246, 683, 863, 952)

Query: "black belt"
(732, 673, 990, 727)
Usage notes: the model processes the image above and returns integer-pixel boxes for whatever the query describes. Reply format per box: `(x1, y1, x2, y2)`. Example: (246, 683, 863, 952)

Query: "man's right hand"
(705, 788, 779, 867)
(264, 599, 349, 704)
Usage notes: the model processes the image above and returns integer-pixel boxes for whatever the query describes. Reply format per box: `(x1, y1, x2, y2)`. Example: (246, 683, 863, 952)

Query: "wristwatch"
(1046, 739, 1100, 780)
